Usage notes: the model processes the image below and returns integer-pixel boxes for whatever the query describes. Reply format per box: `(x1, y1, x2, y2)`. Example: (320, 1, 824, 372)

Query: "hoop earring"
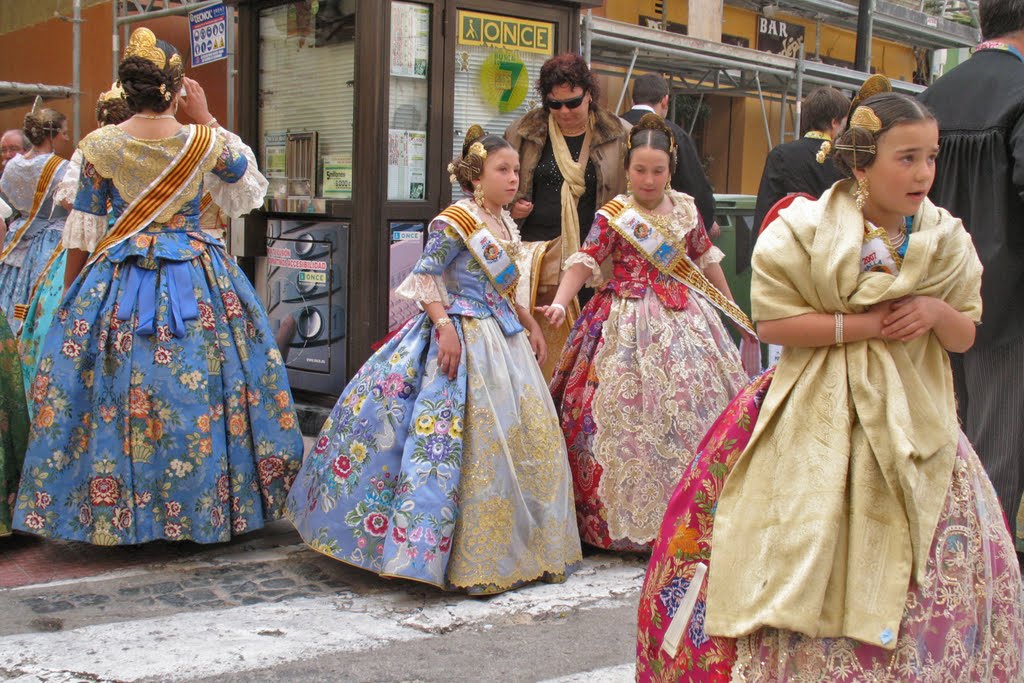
(473, 184, 485, 207)
(855, 177, 869, 211)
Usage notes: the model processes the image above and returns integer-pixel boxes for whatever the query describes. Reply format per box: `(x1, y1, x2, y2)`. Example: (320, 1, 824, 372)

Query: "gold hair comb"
(99, 82, 126, 102)
(468, 141, 487, 161)
(850, 106, 883, 133)
(125, 28, 167, 70)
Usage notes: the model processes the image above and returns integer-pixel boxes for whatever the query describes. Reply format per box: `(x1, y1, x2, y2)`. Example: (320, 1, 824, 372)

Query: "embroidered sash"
(86, 124, 217, 266)
(861, 218, 911, 276)
(437, 204, 520, 303)
(0, 155, 64, 262)
(602, 198, 756, 335)
(13, 241, 63, 323)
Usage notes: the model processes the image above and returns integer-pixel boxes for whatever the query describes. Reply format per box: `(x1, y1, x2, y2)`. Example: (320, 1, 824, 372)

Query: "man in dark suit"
(623, 74, 716, 232)
(752, 87, 849, 233)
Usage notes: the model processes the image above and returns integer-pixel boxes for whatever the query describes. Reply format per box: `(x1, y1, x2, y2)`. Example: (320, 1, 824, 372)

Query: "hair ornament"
(159, 83, 172, 101)
(125, 27, 167, 70)
(468, 141, 487, 161)
(30, 96, 42, 115)
(850, 106, 883, 134)
(833, 141, 877, 155)
(99, 82, 126, 103)
(447, 162, 458, 185)
(629, 112, 677, 152)
(815, 140, 832, 164)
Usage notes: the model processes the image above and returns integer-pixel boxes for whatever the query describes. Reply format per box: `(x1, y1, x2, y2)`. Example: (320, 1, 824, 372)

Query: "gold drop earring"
(626, 178, 633, 194)
(855, 177, 869, 211)
(473, 184, 485, 207)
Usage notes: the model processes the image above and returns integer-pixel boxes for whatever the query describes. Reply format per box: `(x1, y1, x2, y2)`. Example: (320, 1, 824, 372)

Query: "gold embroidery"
(79, 126, 224, 225)
(445, 318, 581, 591)
(591, 292, 746, 544)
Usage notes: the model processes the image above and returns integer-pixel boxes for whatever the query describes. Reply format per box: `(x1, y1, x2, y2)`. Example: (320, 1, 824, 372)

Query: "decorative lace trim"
(395, 272, 449, 306)
(63, 210, 108, 252)
(54, 150, 83, 207)
(696, 245, 725, 269)
(564, 251, 605, 288)
(204, 129, 269, 218)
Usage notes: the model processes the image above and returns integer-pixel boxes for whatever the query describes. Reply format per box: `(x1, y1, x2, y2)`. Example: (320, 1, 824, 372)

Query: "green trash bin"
(711, 194, 757, 344)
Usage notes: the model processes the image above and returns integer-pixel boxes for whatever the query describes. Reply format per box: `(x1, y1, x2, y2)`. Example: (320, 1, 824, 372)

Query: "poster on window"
(391, 2, 430, 78)
(387, 129, 427, 200)
(451, 10, 555, 165)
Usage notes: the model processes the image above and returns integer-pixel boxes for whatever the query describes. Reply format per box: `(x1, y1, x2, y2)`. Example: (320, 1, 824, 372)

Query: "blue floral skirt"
(0, 226, 62, 332)
(287, 313, 582, 594)
(13, 229, 304, 545)
(19, 248, 65, 400)
(0, 310, 29, 537)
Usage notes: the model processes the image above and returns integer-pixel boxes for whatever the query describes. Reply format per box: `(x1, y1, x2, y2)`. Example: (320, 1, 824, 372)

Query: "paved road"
(0, 528, 644, 682)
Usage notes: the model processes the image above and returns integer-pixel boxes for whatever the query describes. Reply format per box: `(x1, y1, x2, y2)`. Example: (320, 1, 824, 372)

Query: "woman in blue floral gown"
(0, 107, 69, 331)
(12, 29, 303, 545)
(287, 130, 582, 594)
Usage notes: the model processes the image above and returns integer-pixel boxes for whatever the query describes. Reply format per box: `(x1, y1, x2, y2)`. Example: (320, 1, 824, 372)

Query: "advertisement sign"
(322, 157, 353, 199)
(458, 10, 553, 56)
(756, 16, 805, 58)
(189, 3, 228, 67)
(265, 220, 349, 387)
(391, 3, 430, 78)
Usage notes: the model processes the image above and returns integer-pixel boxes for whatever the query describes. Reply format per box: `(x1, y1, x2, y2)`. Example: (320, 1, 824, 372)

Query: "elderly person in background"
(505, 53, 630, 378)
(1, 129, 30, 176)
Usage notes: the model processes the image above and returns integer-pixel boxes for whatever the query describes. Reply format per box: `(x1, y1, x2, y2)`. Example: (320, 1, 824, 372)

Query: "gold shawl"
(705, 179, 982, 649)
(548, 113, 591, 263)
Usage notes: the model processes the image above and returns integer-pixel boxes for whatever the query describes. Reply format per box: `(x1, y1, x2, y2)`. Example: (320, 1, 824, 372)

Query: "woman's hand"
(537, 302, 567, 327)
(179, 77, 215, 125)
(525, 318, 547, 365)
(436, 324, 461, 380)
(880, 296, 944, 342)
(510, 199, 533, 220)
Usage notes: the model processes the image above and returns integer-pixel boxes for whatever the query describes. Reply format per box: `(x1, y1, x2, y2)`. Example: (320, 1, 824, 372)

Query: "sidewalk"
(0, 521, 302, 589)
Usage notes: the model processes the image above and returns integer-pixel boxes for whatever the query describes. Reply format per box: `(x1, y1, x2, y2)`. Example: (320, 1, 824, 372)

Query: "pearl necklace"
(132, 113, 177, 120)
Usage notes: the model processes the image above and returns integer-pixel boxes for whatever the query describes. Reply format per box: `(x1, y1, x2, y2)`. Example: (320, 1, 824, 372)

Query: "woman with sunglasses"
(505, 53, 631, 379)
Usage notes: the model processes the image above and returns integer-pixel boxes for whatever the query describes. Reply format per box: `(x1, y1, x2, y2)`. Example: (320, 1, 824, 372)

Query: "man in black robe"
(920, 0, 1024, 546)
(623, 74, 716, 232)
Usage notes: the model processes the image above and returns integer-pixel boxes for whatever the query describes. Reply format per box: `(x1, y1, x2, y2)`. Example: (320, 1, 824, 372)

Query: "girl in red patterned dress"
(540, 114, 752, 551)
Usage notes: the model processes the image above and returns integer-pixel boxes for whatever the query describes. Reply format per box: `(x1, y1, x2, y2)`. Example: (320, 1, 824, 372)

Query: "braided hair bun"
(118, 29, 184, 114)
(625, 112, 677, 173)
(23, 108, 66, 147)
(447, 125, 512, 193)
(96, 85, 132, 127)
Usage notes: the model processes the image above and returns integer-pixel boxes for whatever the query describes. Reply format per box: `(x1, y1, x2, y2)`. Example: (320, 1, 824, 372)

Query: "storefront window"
(259, 0, 355, 202)
(387, 2, 431, 201)
(451, 10, 556, 161)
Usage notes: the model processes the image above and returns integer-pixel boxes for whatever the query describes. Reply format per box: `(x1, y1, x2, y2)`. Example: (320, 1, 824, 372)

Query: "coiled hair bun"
(625, 112, 677, 173)
(447, 125, 513, 193)
(23, 108, 66, 147)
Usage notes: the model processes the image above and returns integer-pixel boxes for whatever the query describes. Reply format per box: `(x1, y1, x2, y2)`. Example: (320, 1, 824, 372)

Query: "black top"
(622, 107, 716, 230)
(521, 134, 598, 244)
(920, 48, 1024, 348)
(744, 136, 844, 274)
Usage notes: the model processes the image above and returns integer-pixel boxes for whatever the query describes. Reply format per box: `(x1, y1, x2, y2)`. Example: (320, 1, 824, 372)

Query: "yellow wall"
(595, 0, 919, 194)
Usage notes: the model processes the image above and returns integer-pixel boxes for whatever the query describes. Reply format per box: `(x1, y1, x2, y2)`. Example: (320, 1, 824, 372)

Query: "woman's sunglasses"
(544, 94, 586, 110)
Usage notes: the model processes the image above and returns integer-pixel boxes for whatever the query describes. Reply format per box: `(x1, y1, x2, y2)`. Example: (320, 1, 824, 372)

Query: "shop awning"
(0, 82, 75, 111)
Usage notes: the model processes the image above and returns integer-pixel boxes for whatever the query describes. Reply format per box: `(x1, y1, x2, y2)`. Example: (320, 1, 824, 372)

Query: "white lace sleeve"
(695, 244, 725, 269)
(564, 251, 605, 288)
(395, 272, 450, 306)
(204, 128, 269, 218)
(0, 197, 10, 220)
(63, 209, 108, 252)
(54, 150, 83, 207)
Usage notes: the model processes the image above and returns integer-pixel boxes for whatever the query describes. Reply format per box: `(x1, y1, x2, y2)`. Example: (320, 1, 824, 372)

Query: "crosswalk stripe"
(540, 664, 636, 682)
(1, 556, 645, 682)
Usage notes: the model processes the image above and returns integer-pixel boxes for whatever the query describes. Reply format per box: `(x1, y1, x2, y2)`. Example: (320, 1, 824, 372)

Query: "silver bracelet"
(550, 302, 566, 316)
(835, 312, 844, 347)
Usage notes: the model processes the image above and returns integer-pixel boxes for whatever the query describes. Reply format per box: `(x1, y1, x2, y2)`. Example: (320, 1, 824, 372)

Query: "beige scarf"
(706, 180, 983, 649)
(547, 113, 591, 263)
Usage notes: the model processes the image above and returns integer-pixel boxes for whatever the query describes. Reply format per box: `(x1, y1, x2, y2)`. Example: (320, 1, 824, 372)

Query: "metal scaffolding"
(582, 15, 927, 149)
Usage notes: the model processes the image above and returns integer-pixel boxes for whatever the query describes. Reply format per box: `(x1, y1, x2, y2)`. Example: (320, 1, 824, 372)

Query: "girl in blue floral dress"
(287, 129, 582, 594)
(0, 310, 29, 537)
(12, 29, 303, 545)
(0, 107, 69, 331)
